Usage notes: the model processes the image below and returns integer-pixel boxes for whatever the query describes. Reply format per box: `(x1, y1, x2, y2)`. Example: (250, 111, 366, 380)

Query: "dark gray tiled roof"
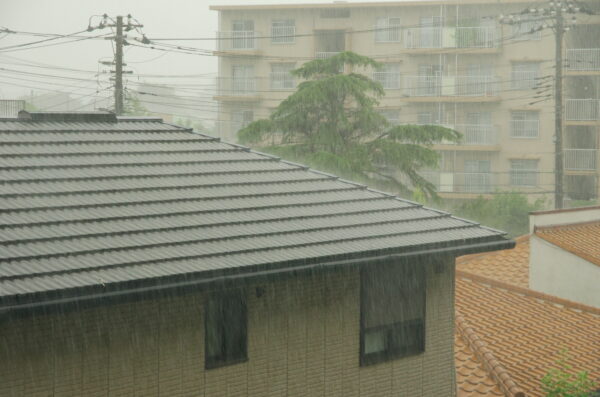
(0, 115, 512, 310)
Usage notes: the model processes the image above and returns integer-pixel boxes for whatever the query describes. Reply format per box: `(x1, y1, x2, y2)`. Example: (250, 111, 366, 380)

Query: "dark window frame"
(204, 289, 248, 369)
(359, 260, 427, 366)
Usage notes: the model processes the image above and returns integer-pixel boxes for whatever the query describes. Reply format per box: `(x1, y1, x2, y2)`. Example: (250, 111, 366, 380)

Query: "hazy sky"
(0, 0, 397, 101)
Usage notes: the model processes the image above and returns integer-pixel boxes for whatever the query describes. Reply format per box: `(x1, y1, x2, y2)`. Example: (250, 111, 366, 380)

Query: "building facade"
(210, 0, 600, 205)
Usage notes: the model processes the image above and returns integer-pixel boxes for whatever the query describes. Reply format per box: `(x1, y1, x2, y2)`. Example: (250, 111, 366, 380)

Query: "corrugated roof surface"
(0, 116, 511, 309)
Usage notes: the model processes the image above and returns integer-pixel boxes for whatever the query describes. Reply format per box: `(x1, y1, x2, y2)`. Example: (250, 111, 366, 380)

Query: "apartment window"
(512, 18, 542, 40)
(464, 159, 491, 193)
(373, 63, 401, 89)
(512, 62, 540, 89)
(270, 63, 295, 90)
(320, 8, 350, 18)
(375, 17, 401, 42)
(511, 111, 539, 138)
(510, 159, 538, 187)
(379, 109, 400, 125)
(205, 290, 247, 369)
(361, 261, 425, 366)
(231, 109, 254, 133)
(271, 19, 295, 43)
(231, 65, 255, 95)
(231, 20, 256, 49)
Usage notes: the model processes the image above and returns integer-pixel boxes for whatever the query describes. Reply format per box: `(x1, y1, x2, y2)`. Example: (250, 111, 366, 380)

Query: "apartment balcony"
(427, 123, 498, 150)
(402, 75, 500, 102)
(271, 26, 296, 44)
(566, 49, 600, 74)
(216, 31, 261, 53)
(565, 99, 600, 123)
(403, 26, 499, 53)
(564, 149, 597, 172)
(214, 78, 260, 102)
(269, 72, 296, 90)
(511, 71, 540, 90)
(373, 71, 401, 89)
(422, 171, 494, 194)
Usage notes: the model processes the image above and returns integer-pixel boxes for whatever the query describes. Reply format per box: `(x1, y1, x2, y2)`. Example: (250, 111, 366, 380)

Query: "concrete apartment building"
(210, 0, 600, 205)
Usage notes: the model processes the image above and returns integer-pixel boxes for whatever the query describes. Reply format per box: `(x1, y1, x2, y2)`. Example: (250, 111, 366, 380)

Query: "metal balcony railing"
(403, 26, 498, 49)
(455, 124, 497, 145)
(564, 149, 597, 171)
(270, 72, 295, 90)
(217, 78, 258, 96)
(422, 171, 494, 193)
(566, 99, 600, 121)
(217, 31, 260, 51)
(511, 71, 539, 89)
(372, 72, 401, 89)
(271, 26, 295, 43)
(566, 49, 600, 71)
(315, 51, 341, 59)
(510, 120, 539, 138)
(403, 75, 499, 97)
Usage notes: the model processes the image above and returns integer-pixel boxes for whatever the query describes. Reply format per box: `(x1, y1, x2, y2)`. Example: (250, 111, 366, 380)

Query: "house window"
(361, 261, 426, 366)
(375, 17, 401, 42)
(512, 62, 540, 89)
(320, 8, 350, 18)
(510, 111, 539, 138)
(373, 63, 401, 89)
(272, 20, 295, 43)
(205, 290, 247, 369)
(270, 63, 296, 90)
(510, 159, 538, 187)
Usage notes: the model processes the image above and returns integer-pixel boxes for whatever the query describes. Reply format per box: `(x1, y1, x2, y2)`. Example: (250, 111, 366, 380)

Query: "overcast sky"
(0, 0, 400, 101)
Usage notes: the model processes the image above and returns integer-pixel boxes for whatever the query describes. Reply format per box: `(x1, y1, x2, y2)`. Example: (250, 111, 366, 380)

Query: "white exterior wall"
(529, 235, 600, 307)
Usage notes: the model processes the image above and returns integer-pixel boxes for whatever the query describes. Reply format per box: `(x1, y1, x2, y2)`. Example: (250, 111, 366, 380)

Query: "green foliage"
(174, 117, 209, 133)
(123, 93, 149, 116)
(238, 51, 461, 198)
(541, 350, 598, 397)
(452, 192, 545, 237)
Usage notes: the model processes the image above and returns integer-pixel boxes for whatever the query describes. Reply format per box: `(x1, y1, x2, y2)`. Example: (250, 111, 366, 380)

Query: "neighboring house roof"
(534, 221, 600, 267)
(0, 112, 512, 312)
(456, 235, 530, 288)
(454, 239, 600, 397)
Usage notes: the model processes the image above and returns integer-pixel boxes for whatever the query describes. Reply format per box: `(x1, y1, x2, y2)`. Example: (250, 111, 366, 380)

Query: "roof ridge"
(455, 314, 526, 397)
(456, 270, 600, 315)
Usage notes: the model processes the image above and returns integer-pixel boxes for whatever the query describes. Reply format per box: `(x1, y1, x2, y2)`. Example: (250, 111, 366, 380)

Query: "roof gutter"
(1, 238, 514, 315)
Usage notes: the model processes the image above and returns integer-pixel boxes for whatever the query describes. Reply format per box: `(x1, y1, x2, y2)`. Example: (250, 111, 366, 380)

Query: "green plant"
(541, 350, 598, 397)
(238, 51, 460, 199)
(452, 192, 545, 237)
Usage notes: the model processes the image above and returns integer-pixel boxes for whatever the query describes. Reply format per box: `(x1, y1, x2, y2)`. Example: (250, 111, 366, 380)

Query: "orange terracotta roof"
(534, 221, 600, 267)
(455, 272, 600, 397)
(456, 235, 530, 288)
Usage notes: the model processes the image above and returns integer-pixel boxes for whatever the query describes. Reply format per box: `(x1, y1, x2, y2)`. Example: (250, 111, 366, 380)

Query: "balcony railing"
(315, 51, 341, 59)
(566, 99, 600, 121)
(564, 149, 597, 171)
(566, 49, 600, 71)
(217, 31, 260, 51)
(511, 71, 539, 89)
(455, 124, 497, 145)
(373, 72, 401, 89)
(403, 26, 498, 49)
(422, 171, 493, 193)
(403, 75, 499, 97)
(510, 120, 539, 138)
(217, 78, 258, 97)
(271, 26, 295, 44)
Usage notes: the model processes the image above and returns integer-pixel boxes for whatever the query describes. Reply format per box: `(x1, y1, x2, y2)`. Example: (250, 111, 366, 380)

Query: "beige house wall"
(0, 259, 455, 396)
(214, 1, 600, 205)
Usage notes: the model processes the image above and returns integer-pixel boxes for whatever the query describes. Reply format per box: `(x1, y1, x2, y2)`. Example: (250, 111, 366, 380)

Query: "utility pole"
(500, 1, 587, 209)
(554, 7, 564, 209)
(88, 14, 143, 116)
(114, 16, 124, 115)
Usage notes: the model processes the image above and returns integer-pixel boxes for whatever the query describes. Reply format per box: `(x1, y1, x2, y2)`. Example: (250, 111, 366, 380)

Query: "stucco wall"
(530, 236, 600, 308)
(0, 259, 456, 396)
